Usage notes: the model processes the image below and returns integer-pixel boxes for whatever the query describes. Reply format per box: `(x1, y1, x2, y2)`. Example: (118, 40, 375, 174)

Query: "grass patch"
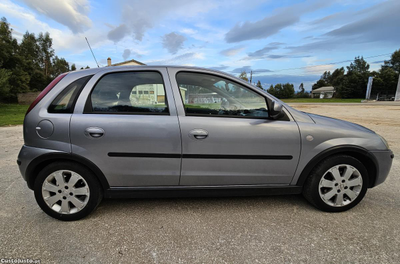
(0, 104, 29, 126)
(282, 98, 363, 103)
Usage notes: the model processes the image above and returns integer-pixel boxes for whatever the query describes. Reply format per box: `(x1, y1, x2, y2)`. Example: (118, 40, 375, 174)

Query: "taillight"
(26, 73, 68, 115)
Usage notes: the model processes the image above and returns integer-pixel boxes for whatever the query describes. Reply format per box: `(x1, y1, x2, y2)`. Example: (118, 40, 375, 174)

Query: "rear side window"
(87, 71, 168, 114)
(48, 75, 93, 113)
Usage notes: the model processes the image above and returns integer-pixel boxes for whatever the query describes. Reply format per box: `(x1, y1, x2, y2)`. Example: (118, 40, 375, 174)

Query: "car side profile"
(18, 66, 394, 221)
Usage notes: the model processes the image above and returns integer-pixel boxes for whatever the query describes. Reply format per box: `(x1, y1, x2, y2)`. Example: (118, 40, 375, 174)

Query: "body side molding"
(108, 152, 293, 160)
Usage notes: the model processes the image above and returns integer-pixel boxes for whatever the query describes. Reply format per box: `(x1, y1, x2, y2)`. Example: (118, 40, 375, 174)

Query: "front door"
(169, 70, 301, 186)
(71, 68, 181, 187)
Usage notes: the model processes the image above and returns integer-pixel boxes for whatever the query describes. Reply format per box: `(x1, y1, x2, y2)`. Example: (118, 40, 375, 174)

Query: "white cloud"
(225, 0, 332, 43)
(145, 52, 204, 65)
(109, 0, 218, 42)
(220, 46, 245, 56)
(162, 32, 186, 54)
(0, 0, 107, 54)
(107, 24, 129, 43)
(122, 49, 131, 60)
(20, 0, 92, 33)
(180, 28, 197, 35)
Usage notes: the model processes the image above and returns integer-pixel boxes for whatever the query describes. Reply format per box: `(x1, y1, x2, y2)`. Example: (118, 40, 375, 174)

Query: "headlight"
(379, 135, 389, 149)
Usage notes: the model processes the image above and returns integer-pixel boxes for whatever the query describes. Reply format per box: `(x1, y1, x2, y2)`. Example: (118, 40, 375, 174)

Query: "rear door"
(71, 68, 181, 187)
(168, 68, 301, 186)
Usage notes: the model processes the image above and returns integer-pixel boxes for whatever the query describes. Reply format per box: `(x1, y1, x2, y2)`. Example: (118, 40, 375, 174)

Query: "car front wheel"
(303, 155, 369, 212)
(34, 162, 102, 221)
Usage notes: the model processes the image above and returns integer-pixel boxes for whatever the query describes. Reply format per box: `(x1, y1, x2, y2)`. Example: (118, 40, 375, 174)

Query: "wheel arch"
(296, 145, 378, 188)
(26, 153, 110, 191)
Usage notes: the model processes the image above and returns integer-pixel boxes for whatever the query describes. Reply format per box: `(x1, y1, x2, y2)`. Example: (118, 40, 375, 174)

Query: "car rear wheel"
(34, 162, 103, 221)
(303, 155, 369, 212)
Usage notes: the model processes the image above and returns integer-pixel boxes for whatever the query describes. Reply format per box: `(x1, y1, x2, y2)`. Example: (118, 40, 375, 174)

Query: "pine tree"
(256, 80, 263, 89)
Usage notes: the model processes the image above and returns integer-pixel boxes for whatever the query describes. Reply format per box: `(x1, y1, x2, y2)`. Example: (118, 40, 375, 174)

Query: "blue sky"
(1, 0, 399, 91)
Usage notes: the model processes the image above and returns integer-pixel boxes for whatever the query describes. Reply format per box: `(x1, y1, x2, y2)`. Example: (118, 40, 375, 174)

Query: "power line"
(85, 37, 100, 68)
(251, 53, 392, 74)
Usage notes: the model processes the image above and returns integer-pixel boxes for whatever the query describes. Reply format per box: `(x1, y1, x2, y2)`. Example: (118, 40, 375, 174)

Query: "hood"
(307, 113, 375, 134)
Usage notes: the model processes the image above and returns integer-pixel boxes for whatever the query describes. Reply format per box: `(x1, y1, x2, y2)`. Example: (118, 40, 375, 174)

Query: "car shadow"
(93, 194, 315, 217)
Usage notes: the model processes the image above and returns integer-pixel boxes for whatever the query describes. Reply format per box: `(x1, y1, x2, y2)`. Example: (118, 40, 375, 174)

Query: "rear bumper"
(370, 149, 394, 187)
(17, 145, 64, 189)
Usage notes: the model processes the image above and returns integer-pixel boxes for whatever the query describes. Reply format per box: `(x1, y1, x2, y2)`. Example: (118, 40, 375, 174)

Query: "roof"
(67, 65, 239, 84)
(312, 86, 335, 93)
(111, 59, 146, 66)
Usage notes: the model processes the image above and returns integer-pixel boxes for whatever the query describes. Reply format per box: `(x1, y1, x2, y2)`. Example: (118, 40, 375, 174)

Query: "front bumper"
(370, 149, 394, 187)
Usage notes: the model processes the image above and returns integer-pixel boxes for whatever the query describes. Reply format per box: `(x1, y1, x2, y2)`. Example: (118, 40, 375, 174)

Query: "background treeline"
(0, 17, 78, 103)
(240, 49, 400, 99)
(239, 72, 308, 99)
(312, 52, 400, 98)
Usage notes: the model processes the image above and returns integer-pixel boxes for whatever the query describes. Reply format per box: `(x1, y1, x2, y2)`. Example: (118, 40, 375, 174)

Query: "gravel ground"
(0, 103, 399, 263)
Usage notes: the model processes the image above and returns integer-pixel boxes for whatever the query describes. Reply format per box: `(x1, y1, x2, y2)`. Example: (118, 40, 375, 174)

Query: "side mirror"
(270, 100, 284, 119)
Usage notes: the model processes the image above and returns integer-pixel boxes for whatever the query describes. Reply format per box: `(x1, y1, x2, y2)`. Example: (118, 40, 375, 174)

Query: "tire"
(303, 155, 369, 212)
(34, 161, 103, 221)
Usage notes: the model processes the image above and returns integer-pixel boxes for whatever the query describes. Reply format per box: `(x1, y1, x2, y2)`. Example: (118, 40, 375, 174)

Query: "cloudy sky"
(1, 0, 399, 90)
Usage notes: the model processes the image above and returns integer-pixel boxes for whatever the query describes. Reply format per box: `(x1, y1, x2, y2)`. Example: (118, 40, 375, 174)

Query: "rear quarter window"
(48, 75, 93, 113)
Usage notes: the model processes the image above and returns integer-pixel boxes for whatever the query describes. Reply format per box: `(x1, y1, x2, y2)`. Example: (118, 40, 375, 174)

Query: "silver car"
(18, 66, 394, 221)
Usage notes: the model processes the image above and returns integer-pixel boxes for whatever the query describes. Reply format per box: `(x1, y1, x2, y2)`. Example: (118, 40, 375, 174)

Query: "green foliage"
(312, 57, 371, 99)
(295, 83, 310, 98)
(336, 57, 370, 98)
(383, 49, 400, 74)
(371, 67, 398, 95)
(0, 17, 74, 103)
(238, 71, 248, 82)
(312, 67, 345, 90)
(256, 80, 263, 89)
(267, 83, 295, 99)
(312, 51, 400, 99)
(37, 32, 55, 78)
(0, 69, 12, 100)
(71, 64, 77, 71)
(52, 56, 69, 77)
(298, 83, 304, 93)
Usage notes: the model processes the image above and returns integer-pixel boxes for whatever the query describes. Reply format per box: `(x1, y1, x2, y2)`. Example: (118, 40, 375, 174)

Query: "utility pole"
(249, 70, 253, 84)
(365, 77, 373, 100)
(395, 74, 400, 101)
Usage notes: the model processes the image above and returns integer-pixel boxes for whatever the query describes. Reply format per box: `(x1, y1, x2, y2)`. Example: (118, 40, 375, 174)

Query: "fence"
(370, 90, 395, 101)
(17, 92, 40, 105)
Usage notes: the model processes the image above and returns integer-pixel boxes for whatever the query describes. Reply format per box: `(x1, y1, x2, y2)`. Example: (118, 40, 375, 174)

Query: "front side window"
(89, 71, 168, 114)
(176, 72, 269, 118)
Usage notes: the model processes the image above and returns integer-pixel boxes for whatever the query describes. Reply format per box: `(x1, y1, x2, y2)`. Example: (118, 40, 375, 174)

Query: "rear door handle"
(189, 129, 208, 140)
(85, 127, 104, 138)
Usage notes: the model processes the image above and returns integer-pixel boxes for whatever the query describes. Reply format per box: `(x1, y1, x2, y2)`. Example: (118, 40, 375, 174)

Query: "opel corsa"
(17, 66, 394, 221)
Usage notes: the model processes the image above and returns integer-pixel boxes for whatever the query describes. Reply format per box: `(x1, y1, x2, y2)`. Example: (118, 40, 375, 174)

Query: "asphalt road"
(1, 104, 399, 263)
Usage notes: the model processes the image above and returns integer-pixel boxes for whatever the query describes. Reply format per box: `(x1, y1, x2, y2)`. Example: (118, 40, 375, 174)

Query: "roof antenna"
(85, 37, 100, 68)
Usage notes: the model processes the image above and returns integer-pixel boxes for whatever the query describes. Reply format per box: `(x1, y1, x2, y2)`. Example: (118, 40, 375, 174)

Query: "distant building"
(107, 57, 145, 66)
(312, 86, 335, 99)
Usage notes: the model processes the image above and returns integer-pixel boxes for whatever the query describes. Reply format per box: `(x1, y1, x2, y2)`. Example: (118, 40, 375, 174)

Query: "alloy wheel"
(318, 164, 363, 207)
(41, 170, 90, 214)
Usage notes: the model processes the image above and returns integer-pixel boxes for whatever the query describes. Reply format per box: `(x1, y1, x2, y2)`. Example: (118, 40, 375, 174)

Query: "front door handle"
(189, 129, 208, 140)
(85, 127, 104, 138)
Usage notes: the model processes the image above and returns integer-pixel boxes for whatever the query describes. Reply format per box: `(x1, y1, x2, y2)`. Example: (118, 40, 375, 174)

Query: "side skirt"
(104, 185, 302, 199)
